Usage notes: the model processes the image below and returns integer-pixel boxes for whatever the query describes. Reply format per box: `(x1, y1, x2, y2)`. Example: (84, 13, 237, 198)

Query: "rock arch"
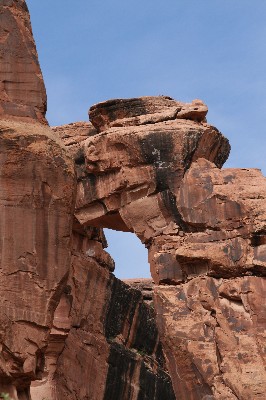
(73, 96, 266, 399)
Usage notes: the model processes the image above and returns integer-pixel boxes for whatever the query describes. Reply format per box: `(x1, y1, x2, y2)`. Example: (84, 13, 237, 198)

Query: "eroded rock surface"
(123, 278, 154, 305)
(1, 1, 266, 399)
(0, 5, 77, 398)
(76, 97, 230, 234)
(155, 276, 266, 400)
(30, 222, 175, 400)
(0, 121, 174, 398)
(77, 96, 266, 399)
(89, 96, 208, 132)
(0, 0, 47, 123)
(0, 120, 75, 399)
(0, 2, 174, 397)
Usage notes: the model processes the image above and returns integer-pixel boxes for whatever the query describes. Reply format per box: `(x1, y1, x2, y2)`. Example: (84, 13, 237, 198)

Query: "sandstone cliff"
(0, 2, 74, 399)
(0, 1, 265, 400)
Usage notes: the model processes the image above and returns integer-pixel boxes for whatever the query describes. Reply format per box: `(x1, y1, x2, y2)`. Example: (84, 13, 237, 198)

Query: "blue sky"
(27, 0, 266, 279)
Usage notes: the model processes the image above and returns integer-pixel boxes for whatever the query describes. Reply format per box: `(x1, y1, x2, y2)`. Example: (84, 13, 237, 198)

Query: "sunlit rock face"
(0, 0, 47, 124)
(0, 121, 75, 399)
(0, 2, 75, 398)
(75, 96, 230, 235)
(77, 96, 266, 399)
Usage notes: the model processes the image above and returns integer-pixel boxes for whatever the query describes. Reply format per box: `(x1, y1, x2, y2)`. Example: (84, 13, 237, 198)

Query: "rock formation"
(0, 1, 265, 400)
(30, 123, 175, 400)
(0, 3, 174, 399)
(76, 97, 266, 400)
(0, 1, 74, 398)
(123, 279, 154, 305)
(0, 0, 47, 123)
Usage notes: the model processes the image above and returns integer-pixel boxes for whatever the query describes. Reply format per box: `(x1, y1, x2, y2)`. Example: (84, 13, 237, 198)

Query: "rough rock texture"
(1, 1, 266, 399)
(28, 124, 174, 400)
(75, 97, 230, 233)
(52, 121, 98, 182)
(0, 3, 174, 398)
(155, 276, 266, 400)
(0, 120, 174, 398)
(0, 120, 75, 398)
(76, 97, 266, 399)
(0, 0, 47, 123)
(123, 279, 154, 305)
(53, 244, 175, 400)
(29, 224, 175, 400)
(89, 97, 208, 132)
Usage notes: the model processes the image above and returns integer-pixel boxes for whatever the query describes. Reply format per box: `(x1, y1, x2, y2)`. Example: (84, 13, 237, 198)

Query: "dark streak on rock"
(139, 131, 174, 192)
(160, 190, 191, 232)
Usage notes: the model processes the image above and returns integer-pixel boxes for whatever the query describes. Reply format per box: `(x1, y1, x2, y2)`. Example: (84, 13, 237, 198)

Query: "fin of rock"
(0, 0, 47, 123)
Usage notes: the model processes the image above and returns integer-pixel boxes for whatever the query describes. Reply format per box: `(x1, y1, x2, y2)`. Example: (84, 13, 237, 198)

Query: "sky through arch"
(104, 229, 149, 279)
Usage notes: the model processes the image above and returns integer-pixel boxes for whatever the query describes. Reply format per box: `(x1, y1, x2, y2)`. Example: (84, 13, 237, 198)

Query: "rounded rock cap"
(89, 95, 208, 132)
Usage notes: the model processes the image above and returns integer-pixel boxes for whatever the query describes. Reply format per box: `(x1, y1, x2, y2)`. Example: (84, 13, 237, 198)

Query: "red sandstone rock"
(30, 226, 175, 400)
(1, 1, 266, 398)
(79, 96, 266, 399)
(52, 121, 97, 158)
(0, 1, 175, 398)
(89, 96, 208, 132)
(0, 120, 75, 399)
(174, 158, 266, 279)
(75, 107, 230, 234)
(154, 276, 266, 399)
(52, 121, 98, 181)
(0, 0, 47, 123)
(0, 119, 173, 399)
(123, 278, 154, 304)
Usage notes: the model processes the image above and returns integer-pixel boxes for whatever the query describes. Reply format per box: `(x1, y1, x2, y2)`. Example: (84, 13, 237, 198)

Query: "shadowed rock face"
(76, 97, 266, 399)
(27, 219, 176, 400)
(0, 0, 47, 123)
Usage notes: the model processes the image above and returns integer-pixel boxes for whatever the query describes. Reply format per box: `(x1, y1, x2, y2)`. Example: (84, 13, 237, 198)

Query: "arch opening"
(104, 228, 150, 279)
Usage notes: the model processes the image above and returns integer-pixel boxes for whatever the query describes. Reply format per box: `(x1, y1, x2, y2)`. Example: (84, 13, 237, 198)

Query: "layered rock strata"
(75, 96, 266, 399)
(0, 25, 175, 398)
(0, 13, 175, 395)
(76, 97, 229, 234)
(123, 279, 154, 305)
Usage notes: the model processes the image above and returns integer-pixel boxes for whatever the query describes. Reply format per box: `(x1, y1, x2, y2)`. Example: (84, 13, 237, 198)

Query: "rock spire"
(0, 0, 47, 123)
